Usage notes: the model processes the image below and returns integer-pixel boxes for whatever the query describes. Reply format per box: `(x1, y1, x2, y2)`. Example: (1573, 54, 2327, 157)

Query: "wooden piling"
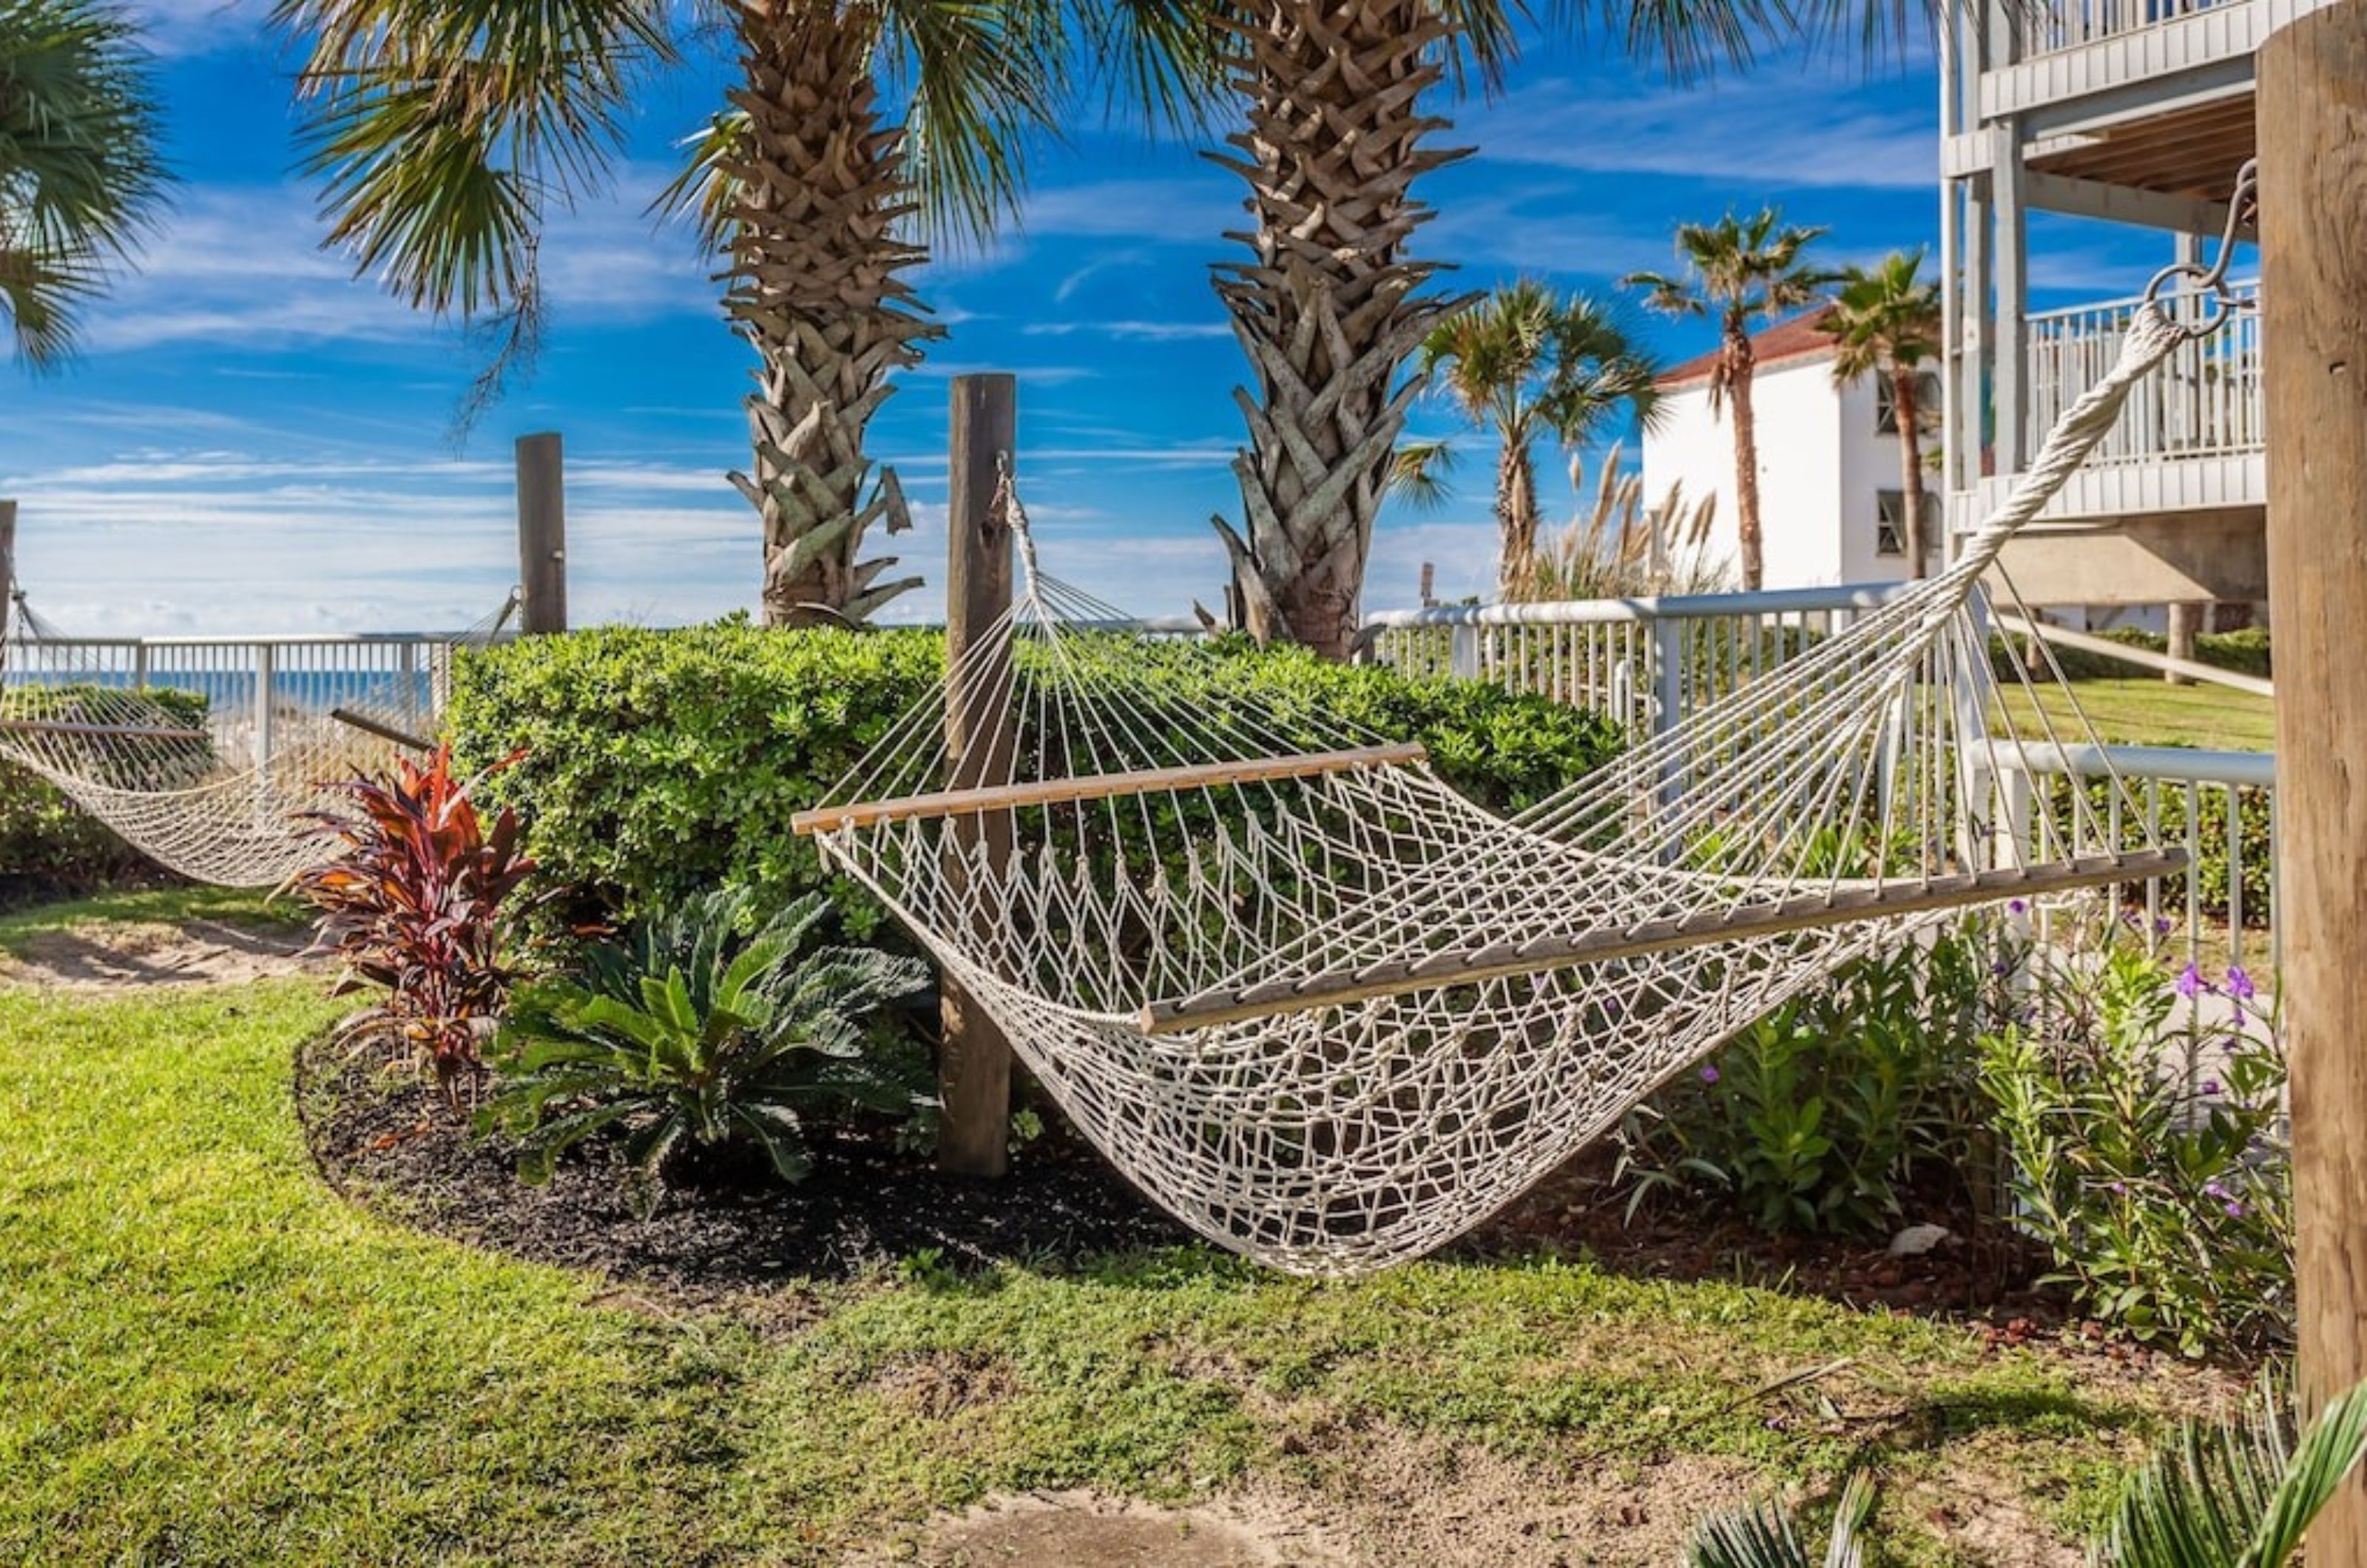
(0, 500, 16, 647)
(2260, 7, 2367, 1557)
(515, 433, 567, 635)
(938, 375, 1017, 1178)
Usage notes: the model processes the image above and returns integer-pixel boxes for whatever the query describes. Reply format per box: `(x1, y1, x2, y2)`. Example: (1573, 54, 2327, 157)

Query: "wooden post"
(2261, 11, 2367, 1560)
(939, 374, 1017, 1177)
(0, 500, 16, 648)
(2165, 601, 2204, 685)
(515, 432, 567, 635)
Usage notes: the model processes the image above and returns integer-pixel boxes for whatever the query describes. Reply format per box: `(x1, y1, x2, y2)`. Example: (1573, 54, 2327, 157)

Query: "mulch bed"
(298, 1033, 2076, 1339)
(294, 1034, 1189, 1310)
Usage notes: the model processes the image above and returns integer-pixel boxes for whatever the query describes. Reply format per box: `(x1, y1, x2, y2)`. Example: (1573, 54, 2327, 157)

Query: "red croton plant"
(291, 744, 538, 1101)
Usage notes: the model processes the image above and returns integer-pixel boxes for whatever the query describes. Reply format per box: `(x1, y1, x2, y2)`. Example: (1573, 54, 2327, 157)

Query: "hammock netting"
(795, 304, 2199, 1274)
(0, 593, 515, 886)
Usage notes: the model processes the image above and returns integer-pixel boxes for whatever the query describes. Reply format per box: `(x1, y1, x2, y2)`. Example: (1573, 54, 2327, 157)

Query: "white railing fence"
(2024, 0, 2231, 56)
(1363, 583, 2279, 962)
(2027, 281, 2264, 465)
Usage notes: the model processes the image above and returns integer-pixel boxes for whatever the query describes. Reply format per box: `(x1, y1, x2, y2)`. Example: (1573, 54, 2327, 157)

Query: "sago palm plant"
(0, 0, 168, 368)
(1829, 249, 1941, 576)
(269, 0, 1210, 626)
(1628, 206, 1831, 592)
(1393, 280, 1662, 592)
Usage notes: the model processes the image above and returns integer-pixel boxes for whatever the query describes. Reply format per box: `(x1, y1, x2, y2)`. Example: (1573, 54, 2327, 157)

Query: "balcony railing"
(2027, 281, 2263, 466)
(2023, 0, 2231, 55)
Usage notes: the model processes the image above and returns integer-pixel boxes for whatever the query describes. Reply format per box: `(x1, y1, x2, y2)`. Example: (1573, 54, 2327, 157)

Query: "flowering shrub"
(1615, 921, 2010, 1236)
(293, 744, 540, 1101)
(1979, 944, 2290, 1357)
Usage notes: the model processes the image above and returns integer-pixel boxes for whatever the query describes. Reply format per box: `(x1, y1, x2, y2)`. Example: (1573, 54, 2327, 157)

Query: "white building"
(1640, 307, 1942, 592)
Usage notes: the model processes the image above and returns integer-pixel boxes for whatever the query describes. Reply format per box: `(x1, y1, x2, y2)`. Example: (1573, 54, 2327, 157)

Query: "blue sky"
(1, 4, 2179, 634)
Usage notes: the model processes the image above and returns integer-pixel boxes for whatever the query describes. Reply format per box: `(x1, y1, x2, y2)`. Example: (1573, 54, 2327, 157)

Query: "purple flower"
(2107, 1181, 2128, 1196)
(2154, 916, 2175, 936)
(2204, 1180, 2229, 1199)
(2175, 962, 2204, 999)
(2008, 899, 2028, 916)
(2225, 965, 2257, 1001)
(1699, 1065, 1721, 1084)
(2225, 1200, 2247, 1219)
(1991, 961, 2010, 978)
(2201, 1078, 2222, 1097)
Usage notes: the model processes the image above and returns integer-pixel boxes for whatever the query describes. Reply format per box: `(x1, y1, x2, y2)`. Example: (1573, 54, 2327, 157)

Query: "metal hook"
(2142, 159, 2260, 339)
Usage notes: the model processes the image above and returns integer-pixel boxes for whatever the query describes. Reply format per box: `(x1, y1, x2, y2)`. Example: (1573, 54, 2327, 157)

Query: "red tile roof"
(1655, 304, 1841, 390)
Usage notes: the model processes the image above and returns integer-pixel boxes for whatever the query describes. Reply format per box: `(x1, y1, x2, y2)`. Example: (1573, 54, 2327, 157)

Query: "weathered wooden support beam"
(937, 375, 1016, 1179)
(515, 433, 567, 636)
(2260, 7, 2367, 1558)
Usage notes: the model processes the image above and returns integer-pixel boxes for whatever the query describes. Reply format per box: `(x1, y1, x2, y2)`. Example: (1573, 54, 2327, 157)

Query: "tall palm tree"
(0, 0, 168, 368)
(1393, 280, 1662, 592)
(1205, 0, 1775, 659)
(1628, 206, 1829, 592)
(270, 0, 1209, 626)
(1829, 249, 1940, 578)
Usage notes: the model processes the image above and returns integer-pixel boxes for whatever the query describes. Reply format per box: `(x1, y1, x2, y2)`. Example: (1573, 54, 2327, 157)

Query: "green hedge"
(449, 623, 1624, 934)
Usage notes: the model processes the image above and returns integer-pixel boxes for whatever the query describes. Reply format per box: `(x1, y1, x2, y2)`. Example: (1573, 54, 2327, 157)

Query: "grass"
(0, 895, 2237, 1565)
(1993, 677, 2277, 752)
(0, 883, 299, 954)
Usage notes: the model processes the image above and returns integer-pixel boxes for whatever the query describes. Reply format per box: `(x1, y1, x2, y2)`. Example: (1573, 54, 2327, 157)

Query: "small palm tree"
(1394, 280, 1662, 594)
(1628, 207, 1831, 592)
(1830, 250, 1942, 578)
(270, 0, 1209, 626)
(0, 0, 168, 368)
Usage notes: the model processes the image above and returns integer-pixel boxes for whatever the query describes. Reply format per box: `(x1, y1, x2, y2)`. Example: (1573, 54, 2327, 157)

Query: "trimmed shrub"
(1990, 624, 2272, 681)
(448, 622, 1624, 935)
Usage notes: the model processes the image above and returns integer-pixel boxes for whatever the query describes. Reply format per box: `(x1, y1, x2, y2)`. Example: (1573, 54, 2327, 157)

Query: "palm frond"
(871, 0, 1064, 247)
(0, 0, 169, 367)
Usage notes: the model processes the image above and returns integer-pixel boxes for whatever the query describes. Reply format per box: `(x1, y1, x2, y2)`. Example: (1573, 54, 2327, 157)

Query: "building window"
(1875, 371, 1943, 436)
(1876, 490, 1941, 558)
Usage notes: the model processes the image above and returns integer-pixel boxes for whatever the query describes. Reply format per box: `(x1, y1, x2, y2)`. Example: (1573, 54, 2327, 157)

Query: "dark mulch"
(294, 1034, 1188, 1311)
(298, 1033, 2079, 1342)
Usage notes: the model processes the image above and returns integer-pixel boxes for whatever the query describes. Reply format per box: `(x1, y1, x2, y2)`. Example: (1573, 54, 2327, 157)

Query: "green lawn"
(1993, 677, 2277, 752)
(0, 901, 2236, 1564)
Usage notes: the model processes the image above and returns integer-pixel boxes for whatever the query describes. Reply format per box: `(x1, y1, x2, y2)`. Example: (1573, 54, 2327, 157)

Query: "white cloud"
(1024, 320, 1232, 342)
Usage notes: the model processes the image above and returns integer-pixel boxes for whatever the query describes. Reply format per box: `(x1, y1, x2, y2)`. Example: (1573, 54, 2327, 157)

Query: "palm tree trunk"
(1495, 438, 1539, 594)
(1208, 0, 1470, 660)
(725, 3, 931, 627)
(1892, 367, 1928, 578)
(1724, 331, 1764, 591)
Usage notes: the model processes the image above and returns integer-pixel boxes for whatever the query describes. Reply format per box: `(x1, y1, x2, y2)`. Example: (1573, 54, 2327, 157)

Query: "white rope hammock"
(0, 593, 515, 887)
(798, 303, 2201, 1276)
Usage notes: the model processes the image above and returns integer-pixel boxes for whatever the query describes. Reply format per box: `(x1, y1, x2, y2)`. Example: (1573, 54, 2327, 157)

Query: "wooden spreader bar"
(1138, 848, 2189, 1034)
(330, 706, 434, 752)
(791, 743, 1428, 836)
(0, 716, 209, 744)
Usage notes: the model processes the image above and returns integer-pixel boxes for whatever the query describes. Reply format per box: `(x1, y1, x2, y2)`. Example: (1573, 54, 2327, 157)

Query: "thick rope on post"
(794, 300, 2221, 1277)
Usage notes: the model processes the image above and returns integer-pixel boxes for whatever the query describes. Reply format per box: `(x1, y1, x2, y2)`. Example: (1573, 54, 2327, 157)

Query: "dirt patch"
(860, 1491, 1328, 1567)
(0, 919, 320, 990)
(295, 1033, 1188, 1308)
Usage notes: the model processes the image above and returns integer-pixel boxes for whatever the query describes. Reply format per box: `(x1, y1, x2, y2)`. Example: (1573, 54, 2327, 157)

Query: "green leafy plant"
(1617, 921, 2006, 1237)
(1680, 1379, 2367, 1568)
(1979, 942, 2290, 1357)
(449, 622, 1621, 938)
(292, 743, 538, 1099)
(483, 886, 931, 1192)
(1683, 1472, 1872, 1568)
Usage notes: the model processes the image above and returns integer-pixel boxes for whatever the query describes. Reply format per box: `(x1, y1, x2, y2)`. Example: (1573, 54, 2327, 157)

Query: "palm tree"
(1394, 280, 1661, 592)
(1203, 0, 1777, 659)
(1829, 249, 1941, 578)
(0, 0, 168, 368)
(1628, 206, 1830, 592)
(269, 0, 1209, 626)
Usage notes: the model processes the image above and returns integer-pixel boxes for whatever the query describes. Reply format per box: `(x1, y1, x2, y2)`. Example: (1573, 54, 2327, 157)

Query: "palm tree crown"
(1396, 279, 1662, 591)
(1627, 205, 1829, 589)
(1829, 247, 1942, 575)
(0, 0, 168, 368)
